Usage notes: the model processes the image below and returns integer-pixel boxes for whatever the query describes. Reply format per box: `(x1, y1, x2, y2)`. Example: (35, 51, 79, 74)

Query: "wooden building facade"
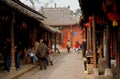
(79, 0, 120, 77)
(0, 0, 60, 72)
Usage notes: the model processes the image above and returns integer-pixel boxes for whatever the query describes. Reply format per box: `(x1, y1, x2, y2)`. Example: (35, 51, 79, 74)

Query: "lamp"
(112, 20, 118, 27)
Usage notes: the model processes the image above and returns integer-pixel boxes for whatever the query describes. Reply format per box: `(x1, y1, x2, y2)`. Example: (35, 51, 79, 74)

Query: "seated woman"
(27, 46, 38, 65)
(97, 45, 103, 58)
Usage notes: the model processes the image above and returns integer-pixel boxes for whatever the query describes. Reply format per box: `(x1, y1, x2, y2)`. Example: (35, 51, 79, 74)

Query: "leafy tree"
(28, 0, 54, 10)
(74, 9, 81, 16)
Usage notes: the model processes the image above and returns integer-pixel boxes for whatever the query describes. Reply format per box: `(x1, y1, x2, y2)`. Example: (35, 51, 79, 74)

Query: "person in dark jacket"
(37, 39, 48, 70)
(82, 40, 86, 57)
(3, 38, 11, 72)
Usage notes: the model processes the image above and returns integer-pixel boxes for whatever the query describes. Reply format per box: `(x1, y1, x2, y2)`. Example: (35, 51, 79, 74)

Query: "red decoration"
(107, 12, 120, 21)
(84, 23, 90, 28)
(114, 2, 116, 12)
(20, 21, 27, 31)
(107, 12, 116, 21)
(103, 59, 107, 63)
(89, 16, 93, 22)
(102, 2, 107, 13)
(56, 34, 59, 39)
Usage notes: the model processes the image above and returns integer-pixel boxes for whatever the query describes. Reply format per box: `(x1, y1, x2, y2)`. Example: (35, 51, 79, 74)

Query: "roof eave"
(3, 0, 45, 20)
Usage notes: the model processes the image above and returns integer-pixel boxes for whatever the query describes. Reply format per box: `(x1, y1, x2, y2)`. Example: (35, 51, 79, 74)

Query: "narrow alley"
(16, 49, 85, 79)
(1, 0, 120, 79)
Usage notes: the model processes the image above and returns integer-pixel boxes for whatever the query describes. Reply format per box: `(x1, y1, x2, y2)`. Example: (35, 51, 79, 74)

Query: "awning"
(40, 22, 61, 34)
(1, 0, 61, 34)
(2, 0, 45, 20)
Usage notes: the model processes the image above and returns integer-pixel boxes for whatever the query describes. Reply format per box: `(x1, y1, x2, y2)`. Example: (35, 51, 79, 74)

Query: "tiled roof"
(2, 0, 45, 20)
(41, 7, 79, 26)
(1, 0, 61, 33)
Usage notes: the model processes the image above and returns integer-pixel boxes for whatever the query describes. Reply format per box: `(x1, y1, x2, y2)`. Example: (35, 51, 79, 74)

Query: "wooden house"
(0, 0, 60, 72)
(79, 0, 120, 77)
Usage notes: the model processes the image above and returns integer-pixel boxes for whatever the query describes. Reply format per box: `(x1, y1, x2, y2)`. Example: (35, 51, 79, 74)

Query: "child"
(48, 47, 53, 65)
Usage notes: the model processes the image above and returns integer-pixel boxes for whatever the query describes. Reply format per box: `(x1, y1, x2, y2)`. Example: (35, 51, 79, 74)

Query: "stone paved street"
(1, 49, 104, 79)
(16, 49, 87, 79)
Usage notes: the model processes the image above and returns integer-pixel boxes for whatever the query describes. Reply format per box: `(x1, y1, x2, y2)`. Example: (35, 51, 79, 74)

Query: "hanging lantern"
(89, 16, 93, 22)
(107, 12, 116, 21)
(112, 20, 118, 26)
(20, 21, 27, 31)
(84, 23, 90, 28)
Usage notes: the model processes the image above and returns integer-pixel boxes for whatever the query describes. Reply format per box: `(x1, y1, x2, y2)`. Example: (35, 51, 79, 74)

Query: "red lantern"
(107, 12, 116, 21)
(89, 16, 93, 22)
(84, 23, 90, 28)
(20, 21, 27, 31)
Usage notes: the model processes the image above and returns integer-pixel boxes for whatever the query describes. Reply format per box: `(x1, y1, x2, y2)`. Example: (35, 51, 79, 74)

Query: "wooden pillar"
(89, 22, 92, 52)
(52, 33, 54, 49)
(33, 25, 36, 44)
(87, 28, 90, 51)
(53, 33, 56, 52)
(117, 27, 120, 77)
(50, 33, 52, 49)
(106, 23, 110, 68)
(92, 16, 97, 68)
(70, 25, 73, 48)
(10, 11, 16, 72)
(87, 26, 91, 53)
(103, 29, 106, 58)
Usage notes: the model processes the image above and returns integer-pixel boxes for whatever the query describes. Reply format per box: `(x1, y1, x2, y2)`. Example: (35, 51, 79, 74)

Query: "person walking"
(74, 41, 80, 54)
(66, 40, 71, 53)
(37, 39, 48, 70)
(82, 40, 86, 57)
